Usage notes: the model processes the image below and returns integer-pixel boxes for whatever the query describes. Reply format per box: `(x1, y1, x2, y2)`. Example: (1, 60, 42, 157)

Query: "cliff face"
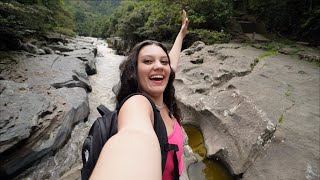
(176, 42, 320, 179)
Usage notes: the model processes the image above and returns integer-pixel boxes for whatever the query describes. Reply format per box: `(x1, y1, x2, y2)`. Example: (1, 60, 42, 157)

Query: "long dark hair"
(116, 40, 182, 123)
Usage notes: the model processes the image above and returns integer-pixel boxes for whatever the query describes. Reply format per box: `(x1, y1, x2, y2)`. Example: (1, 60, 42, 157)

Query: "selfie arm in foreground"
(90, 95, 162, 180)
(169, 9, 189, 72)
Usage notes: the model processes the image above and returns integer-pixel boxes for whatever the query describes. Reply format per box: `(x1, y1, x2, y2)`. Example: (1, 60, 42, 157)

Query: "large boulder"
(0, 37, 97, 178)
(64, 48, 97, 76)
(0, 81, 89, 177)
(176, 42, 320, 179)
(106, 37, 131, 55)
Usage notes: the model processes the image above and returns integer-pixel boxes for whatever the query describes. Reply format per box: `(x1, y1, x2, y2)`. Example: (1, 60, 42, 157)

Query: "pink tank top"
(162, 119, 184, 180)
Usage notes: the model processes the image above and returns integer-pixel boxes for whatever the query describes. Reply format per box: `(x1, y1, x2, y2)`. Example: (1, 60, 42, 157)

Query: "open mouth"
(149, 75, 164, 82)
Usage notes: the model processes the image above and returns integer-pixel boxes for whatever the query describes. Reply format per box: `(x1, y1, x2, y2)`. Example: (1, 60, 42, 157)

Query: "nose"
(153, 59, 164, 70)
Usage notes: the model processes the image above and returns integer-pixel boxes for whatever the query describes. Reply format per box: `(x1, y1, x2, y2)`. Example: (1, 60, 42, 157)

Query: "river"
(88, 39, 124, 122)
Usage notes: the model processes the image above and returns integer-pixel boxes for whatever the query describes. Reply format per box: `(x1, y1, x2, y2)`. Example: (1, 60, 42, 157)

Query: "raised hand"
(180, 10, 189, 38)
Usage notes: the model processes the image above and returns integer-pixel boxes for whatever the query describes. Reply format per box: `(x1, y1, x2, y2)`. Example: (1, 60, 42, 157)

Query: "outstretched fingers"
(181, 10, 189, 38)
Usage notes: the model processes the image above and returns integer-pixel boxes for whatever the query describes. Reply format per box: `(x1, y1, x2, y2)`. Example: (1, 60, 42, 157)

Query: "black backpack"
(81, 93, 180, 180)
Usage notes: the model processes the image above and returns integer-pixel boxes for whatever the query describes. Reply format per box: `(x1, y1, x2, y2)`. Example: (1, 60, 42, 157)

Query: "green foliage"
(63, 0, 120, 37)
(256, 50, 278, 60)
(104, 0, 233, 44)
(0, 51, 15, 61)
(278, 114, 284, 124)
(285, 90, 291, 97)
(247, 0, 320, 43)
(259, 42, 285, 51)
(113, 2, 150, 41)
(0, 1, 51, 31)
(53, 27, 76, 36)
(187, 0, 233, 30)
(142, 2, 181, 41)
(0, 1, 75, 35)
(190, 29, 231, 44)
(104, 1, 154, 42)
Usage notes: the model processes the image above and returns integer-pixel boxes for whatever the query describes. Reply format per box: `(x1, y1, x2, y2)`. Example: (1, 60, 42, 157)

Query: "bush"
(0, 1, 75, 35)
(53, 27, 76, 37)
(104, 0, 233, 45)
(190, 29, 231, 44)
(248, 0, 320, 43)
(187, 0, 233, 30)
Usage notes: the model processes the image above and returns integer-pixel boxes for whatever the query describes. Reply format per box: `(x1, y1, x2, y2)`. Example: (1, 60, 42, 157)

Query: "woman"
(90, 10, 189, 180)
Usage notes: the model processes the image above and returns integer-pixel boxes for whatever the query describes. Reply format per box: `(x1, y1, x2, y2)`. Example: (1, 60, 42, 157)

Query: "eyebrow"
(140, 55, 168, 59)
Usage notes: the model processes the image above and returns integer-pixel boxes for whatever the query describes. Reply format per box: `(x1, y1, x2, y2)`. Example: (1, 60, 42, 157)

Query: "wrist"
(178, 31, 186, 39)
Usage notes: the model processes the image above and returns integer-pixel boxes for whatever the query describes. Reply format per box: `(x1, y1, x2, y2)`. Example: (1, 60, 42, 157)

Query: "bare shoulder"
(118, 95, 154, 132)
(123, 95, 151, 107)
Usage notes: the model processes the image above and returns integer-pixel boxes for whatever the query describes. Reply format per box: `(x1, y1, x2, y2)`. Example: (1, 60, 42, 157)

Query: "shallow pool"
(183, 124, 235, 180)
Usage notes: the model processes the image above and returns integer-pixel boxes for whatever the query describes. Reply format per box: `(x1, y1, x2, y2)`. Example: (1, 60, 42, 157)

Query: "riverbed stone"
(37, 48, 46, 55)
(0, 82, 89, 177)
(48, 44, 74, 52)
(0, 37, 94, 177)
(42, 46, 55, 54)
(176, 42, 320, 179)
(0, 80, 54, 153)
(106, 37, 131, 55)
(22, 43, 38, 54)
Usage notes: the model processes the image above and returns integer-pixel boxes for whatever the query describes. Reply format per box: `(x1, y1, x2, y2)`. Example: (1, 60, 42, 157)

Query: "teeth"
(150, 75, 163, 79)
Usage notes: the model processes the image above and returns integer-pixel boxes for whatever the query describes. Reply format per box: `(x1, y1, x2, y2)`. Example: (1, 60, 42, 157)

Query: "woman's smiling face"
(137, 44, 171, 97)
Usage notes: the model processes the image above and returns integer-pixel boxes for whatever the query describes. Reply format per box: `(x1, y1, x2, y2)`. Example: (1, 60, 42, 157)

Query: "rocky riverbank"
(175, 42, 320, 179)
(0, 36, 97, 178)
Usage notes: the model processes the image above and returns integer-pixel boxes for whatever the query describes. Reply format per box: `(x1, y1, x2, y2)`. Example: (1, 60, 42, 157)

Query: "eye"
(161, 60, 169, 65)
(143, 59, 153, 64)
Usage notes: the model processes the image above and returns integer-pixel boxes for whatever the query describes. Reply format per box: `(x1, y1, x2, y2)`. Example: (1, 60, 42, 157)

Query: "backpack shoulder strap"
(97, 104, 111, 116)
(165, 143, 179, 180)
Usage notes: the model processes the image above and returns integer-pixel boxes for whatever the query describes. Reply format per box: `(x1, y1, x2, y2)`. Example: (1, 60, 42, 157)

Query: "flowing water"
(88, 39, 124, 122)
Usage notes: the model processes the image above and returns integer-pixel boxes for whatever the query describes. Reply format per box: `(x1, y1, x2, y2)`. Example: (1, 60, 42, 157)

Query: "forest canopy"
(0, 0, 319, 45)
(0, 0, 75, 35)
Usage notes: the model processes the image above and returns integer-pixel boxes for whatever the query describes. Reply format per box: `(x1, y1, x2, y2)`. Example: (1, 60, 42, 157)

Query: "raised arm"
(90, 95, 161, 180)
(169, 10, 189, 72)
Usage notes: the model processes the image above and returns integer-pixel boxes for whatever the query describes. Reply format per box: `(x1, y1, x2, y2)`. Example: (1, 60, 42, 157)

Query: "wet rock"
(42, 47, 55, 54)
(77, 49, 97, 75)
(63, 51, 97, 76)
(106, 37, 131, 55)
(37, 49, 46, 55)
(22, 43, 37, 54)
